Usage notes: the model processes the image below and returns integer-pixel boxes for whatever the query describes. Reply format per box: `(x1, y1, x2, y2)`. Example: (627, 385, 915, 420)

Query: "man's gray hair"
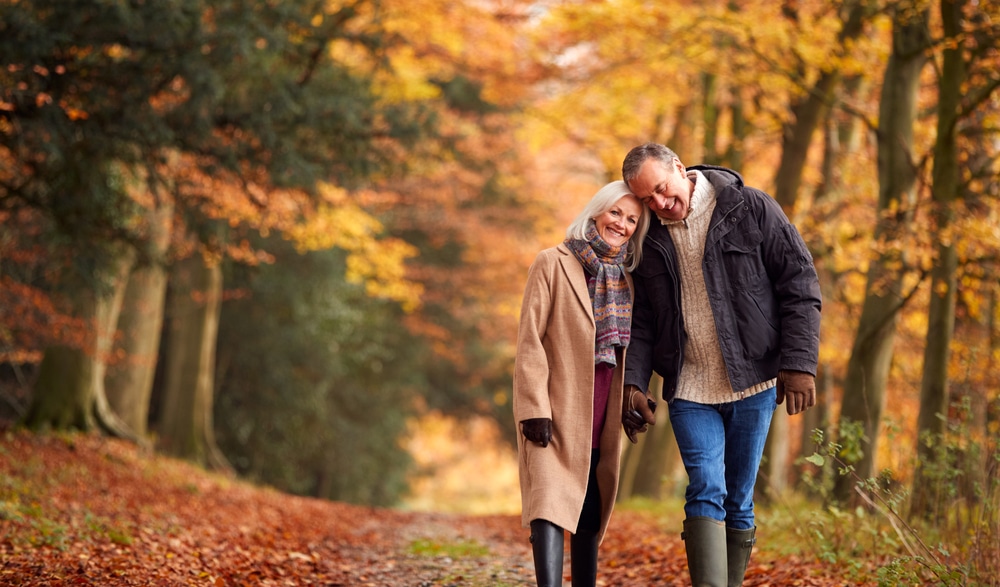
(621, 143, 680, 183)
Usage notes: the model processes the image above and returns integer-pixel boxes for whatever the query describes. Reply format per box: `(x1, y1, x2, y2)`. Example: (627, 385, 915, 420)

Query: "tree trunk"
(798, 362, 833, 495)
(795, 105, 843, 475)
(832, 1, 929, 504)
(628, 376, 680, 499)
(701, 72, 721, 165)
(724, 93, 746, 172)
(156, 252, 231, 472)
(773, 70, 839, 212)
(617, 432, 646, 503)
(910, 0, 966, 519)
(987, 289, 1000, 501)
(772, 0, 870, 213)
(666, 102, 696, 162)
(25, 344, 94, 431)
(794, 103, 851, 488)
(24, 249, 137, 439)
(756, 410, 789, 502)
(90, 249, 139, 439)
(759, 1, 872, 498)
(105, 198, 173, 437)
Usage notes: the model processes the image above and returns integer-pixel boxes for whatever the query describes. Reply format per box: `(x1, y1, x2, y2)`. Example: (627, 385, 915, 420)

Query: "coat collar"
(555, 243, 595, 324)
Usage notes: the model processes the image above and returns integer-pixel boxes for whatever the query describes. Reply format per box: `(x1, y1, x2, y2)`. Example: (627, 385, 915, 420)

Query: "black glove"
(776, 370, 816, 415)
(622, 387, 656, 444)
(521, 418, 553, 447)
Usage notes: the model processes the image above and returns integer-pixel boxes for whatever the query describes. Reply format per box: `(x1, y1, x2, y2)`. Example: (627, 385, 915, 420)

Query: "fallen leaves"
(0, 430, 870, 586)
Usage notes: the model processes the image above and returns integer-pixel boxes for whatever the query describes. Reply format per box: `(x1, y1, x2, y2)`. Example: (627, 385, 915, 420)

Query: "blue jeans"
(668, 387, 777, 530)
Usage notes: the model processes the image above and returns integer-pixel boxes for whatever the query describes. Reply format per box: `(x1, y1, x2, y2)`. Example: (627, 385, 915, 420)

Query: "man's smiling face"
(627, 157, 692, 222)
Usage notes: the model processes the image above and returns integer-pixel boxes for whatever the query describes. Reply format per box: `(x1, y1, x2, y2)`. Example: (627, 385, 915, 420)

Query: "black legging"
(577, 449, 601, 533)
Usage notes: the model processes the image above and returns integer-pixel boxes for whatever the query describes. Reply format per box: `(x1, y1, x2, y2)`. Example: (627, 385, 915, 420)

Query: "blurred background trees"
(2, 0, 999, 535)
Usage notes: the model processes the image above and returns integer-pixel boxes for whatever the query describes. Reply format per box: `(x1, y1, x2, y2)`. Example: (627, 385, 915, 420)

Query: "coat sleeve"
(754, 190, 823, 375)
(624, 269, 655, 394)
(513, 252, 555, 423)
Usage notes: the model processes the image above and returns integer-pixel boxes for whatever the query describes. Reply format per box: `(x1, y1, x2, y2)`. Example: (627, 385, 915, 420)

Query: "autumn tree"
(832, 0, 930, 504)
(0, 0, 425, 444)
(771, 0, 877, 212)
(742, 0, 878, 499)
(350, 0, 546, 428)
(911, 0, 1000, 519)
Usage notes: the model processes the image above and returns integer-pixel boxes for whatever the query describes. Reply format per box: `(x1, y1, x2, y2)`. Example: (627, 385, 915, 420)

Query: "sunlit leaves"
(284, 185, 423, 312)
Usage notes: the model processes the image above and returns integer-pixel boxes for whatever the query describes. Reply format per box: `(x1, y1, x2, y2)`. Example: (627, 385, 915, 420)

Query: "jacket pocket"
(720, 227, 766, 290)
(732, 280, 779, 359)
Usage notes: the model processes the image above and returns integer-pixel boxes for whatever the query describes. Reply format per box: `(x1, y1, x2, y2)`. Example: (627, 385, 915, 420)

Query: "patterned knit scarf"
(565, 222, 632, 366)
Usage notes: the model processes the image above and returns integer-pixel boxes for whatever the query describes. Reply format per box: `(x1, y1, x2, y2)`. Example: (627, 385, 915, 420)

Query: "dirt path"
(342, 511, 536, 586)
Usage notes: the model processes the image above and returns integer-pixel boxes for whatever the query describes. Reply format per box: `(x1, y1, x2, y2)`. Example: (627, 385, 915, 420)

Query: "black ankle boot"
(569, 529, 598, 587)
(530, 519, 564, 587)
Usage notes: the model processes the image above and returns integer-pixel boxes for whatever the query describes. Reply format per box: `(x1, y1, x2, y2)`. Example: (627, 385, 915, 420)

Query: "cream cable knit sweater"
(663, 170, 775, 404)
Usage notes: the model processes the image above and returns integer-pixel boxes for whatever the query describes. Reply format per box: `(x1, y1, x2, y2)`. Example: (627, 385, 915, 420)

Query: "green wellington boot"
(726, 526, 756, 586)
(681, 517, 727, 587)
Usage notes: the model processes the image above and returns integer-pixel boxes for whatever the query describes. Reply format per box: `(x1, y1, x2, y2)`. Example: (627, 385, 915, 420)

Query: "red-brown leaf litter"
(0, 430, 865, 586)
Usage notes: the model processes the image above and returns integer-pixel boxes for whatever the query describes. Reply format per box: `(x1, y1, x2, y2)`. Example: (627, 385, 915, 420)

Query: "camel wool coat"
(513, 243, 631, 543)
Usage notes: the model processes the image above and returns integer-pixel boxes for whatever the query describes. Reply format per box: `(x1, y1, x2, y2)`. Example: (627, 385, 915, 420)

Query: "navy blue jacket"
(624, 165, 822, 402)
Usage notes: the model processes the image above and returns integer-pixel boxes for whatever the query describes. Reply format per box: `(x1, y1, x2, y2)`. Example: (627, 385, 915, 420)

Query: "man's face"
(626, 158, 692, 222)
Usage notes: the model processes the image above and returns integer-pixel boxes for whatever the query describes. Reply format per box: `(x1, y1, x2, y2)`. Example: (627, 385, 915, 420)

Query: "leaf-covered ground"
(0, 430, 868, 586)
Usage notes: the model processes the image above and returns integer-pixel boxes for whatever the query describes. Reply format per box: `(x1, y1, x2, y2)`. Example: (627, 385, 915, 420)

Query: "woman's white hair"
(565, 180, 650, 271)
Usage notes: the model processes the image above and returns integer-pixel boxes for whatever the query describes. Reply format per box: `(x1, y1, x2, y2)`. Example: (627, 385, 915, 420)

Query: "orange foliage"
(166, 153, 423, 310)
(343, 0, 538, 107)
(0, 277, 87, 363)
(326, 0, 559, 386)
(0, 211, 91, 361)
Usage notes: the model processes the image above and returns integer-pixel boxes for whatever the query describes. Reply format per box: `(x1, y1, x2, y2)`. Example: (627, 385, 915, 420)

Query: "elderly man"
(620, 143, 822, 586)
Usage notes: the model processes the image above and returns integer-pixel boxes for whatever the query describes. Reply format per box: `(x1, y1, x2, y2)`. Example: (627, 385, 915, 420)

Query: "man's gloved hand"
(776, 370, 816, 415)
(621, 386, 657, 444)
(520, 418, 553, 447)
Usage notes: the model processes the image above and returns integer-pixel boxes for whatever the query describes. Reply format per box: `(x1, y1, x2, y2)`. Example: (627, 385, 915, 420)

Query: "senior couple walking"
(512, 142, 822, 586)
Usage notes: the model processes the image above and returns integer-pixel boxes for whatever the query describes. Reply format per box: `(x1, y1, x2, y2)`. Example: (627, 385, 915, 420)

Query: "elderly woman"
(513, 180, 650, 587)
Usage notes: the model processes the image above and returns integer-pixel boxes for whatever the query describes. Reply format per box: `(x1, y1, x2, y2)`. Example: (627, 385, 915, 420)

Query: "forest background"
(1, 0, 999, 582)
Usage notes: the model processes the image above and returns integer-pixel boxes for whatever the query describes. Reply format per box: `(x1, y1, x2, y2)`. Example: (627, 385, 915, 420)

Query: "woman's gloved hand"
(520, 418, 553, 447)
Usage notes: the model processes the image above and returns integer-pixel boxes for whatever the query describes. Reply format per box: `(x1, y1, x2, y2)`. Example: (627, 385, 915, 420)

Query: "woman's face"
(594, 194, 643, 247)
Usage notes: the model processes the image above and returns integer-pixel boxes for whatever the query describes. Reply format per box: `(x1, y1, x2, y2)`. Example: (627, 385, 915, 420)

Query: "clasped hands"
(622, 386, 656, 444)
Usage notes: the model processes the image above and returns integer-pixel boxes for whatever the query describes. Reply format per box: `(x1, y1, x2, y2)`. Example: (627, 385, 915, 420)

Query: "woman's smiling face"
(594, 194, 643, 247)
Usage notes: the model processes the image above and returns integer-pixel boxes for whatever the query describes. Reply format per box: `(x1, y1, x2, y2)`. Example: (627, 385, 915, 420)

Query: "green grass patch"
(83, 512, 134, 546)
(407, 537, 490, 558)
